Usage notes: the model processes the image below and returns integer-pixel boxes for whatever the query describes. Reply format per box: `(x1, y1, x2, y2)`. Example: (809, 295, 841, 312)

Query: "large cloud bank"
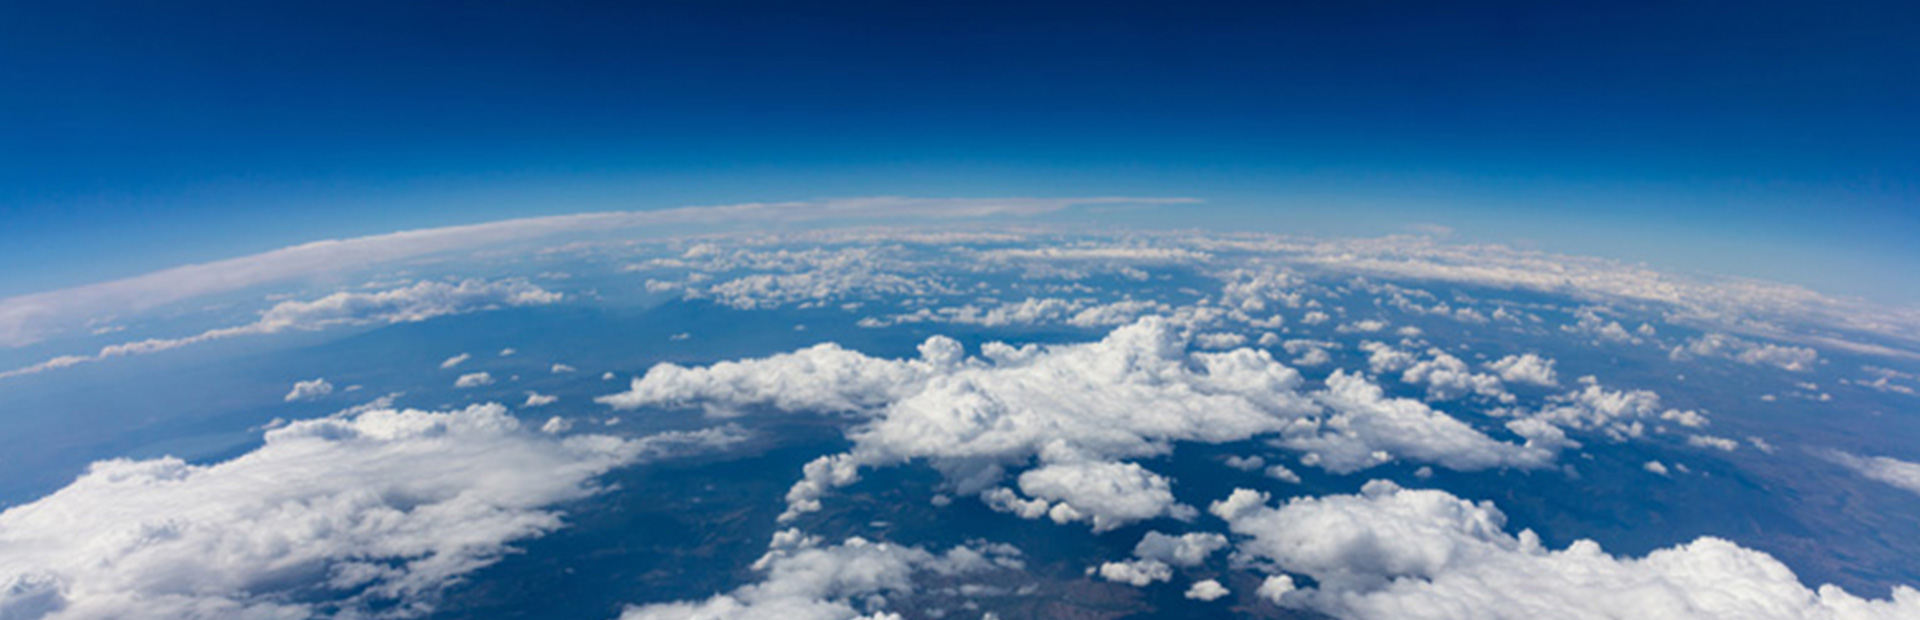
(0, 404, 744, 620)
(602, 317, 1553, 532)
(1209, 480, 1920, 620)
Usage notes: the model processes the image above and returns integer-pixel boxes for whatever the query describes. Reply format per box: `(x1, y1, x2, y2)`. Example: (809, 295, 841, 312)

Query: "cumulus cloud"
(2, 279, 562, 381)
(1184, 579, 1230, 601)
(283, 377, 334, 402)
(1285, 370, 1552, 473)
(1094, 559, 1172, 587)
(454, 372, 495, 388)
(1133, 531, 1228, 567)
(1672, 333, 1820, 372)
(1822, 450, 1920, 497)
(0, 404, 746, 620)
(523, 392, 558, 407)
(1209, 481, 1920, 620)
(617, 534, 1021, 620)
(1486, 353, 1559, 387)
(440, 353, 472, 369)
(602, 318, 1550, 531)
(1399, 349, 1512, 402)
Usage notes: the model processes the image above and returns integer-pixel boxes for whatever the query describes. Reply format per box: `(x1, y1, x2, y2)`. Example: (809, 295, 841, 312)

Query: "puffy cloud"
(618, 535, 1021, 620)
(1688, 434, 1739, 451)
(283, 378, 334, 402)
(1014, 460, 1196, 532)
(1264, 463, 1303, 484)
(1184, 579, 1230, 601)
(1645, 460, 1671, 476)
(0, 404, 746, 620)
(550, 363, 577, 374)
(1400, 349, 1512, 402)
(1672, 334, 1820, 372)
(603, 318, 1552, 529)
(1337, 320, 1390, 334)
(1283, 370, 1553, 474)
(1564, 308, 1638, 344)
(1822, 450, 1920, 496)
(1133, 531, 1229, 567)
(1209, 480, 1920, 620)
(1195, 332, 1247, 350)
(454, 372, 494, 388)
(1359, 341, 1416, 374)
(522, 392, 558, 407)
(2, 280, 561, 381)
(440, 353, 472, 369)
(1223, 455, 1265, 471)
(1486, 354, 1559, 387)
(1094, 560, 1171, 587)
(1509, 383, 1710, 443)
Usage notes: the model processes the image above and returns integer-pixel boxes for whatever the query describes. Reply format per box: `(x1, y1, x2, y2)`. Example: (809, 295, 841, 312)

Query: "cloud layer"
(0, 404, 745, 619)
(1210, 480, 1920, 620)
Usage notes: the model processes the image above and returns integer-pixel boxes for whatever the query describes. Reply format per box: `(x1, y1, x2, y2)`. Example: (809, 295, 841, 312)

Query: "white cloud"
(1209, 480, 1920, 620)
(1223, 455, 1265, 471)
(440, 353, 472, 369)
(1094, 559, 1171, 587)
(283, 378, 334, 402)
(1285, 370, 1552, 474)
(1264, 463, 1302, 484)
(603, 318, 1553, 531)
(1672, 333, 1820, 372)
(454, 372, 495, 388)
(618, 534, 1021, 620)
(1337, 319, 1389, 334)
(0, 404, 746, 620)
(1486, 353, 1559, 387)
(1823, 450, 1920, 497)
(523, 392, 558, 407)
(0, 197, 1194, 348)
(2, 280, 562, 381)
(1400, 349, 1512, 402)
(1014, 460, 1196, 532)
(550, 363, 576, 374)
(1184, 579, 1230, 601)
(1133, 531, 1228, 567)
(1645, 460, 1672, 476)
(1688, 434, 1739, 452)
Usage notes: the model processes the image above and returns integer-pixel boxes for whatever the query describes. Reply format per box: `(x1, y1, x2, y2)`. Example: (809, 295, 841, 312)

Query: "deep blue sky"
(2, 1, 1915, 301)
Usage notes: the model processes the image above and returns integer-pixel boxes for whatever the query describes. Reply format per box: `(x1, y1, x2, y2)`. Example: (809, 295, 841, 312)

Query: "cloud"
(0, 403, 746, 620)
(1399, 349, 1512, 402)
(617, 534, 1021, 620)
(1209, 480, 1920, 620)
(523, 392, 558, 407)
(0, 197, 1196, 348)
(1184, 579, 1230, 601)
(1672, 333, 1820, 372)
(1094, 559, 1172, 587)
(602, 317, 1551, 532)
(1, 279, 561, 381)
(1133, 531, 1228, 567)
(440, 353, 472, 369)
(454, 372, 495, 388)
(1284, 370, 1552, 474)
(1822, 450, 1920, 496)
(283, 378, 334, 402)
(1486, 353, 1559, 387)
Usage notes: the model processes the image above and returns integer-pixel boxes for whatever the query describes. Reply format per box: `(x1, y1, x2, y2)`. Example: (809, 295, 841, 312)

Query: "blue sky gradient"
(2, 1, 1914, 301)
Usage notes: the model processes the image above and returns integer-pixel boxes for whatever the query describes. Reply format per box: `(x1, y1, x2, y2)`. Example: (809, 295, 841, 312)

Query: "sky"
(2, 1, 1915, 302)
